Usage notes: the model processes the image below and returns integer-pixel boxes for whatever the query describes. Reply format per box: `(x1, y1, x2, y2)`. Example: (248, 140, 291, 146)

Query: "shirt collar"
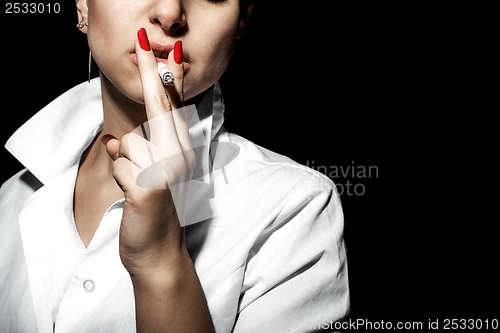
(5, 78, 225, 185)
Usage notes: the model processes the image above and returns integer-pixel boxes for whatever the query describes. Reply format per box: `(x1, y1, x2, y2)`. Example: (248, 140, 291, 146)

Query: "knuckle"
(120, 133, 131, 149)
(122, 132, 144, 149)
(121, 132, 134, 142)
(112, 157, 129, 174)
(149, 93, 170, 109)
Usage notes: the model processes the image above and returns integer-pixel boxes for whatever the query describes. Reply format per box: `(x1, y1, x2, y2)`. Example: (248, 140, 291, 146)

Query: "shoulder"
(225, 131, 337, 193)
(217, 131, 343, 230)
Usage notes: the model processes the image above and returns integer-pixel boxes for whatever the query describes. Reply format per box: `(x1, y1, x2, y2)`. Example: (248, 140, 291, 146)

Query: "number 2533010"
(5, 3, 61, 14)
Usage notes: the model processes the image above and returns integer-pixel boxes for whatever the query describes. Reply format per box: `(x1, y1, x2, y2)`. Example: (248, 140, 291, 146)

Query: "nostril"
(150, 12, 186, 32)
(169, 22, 183, 30)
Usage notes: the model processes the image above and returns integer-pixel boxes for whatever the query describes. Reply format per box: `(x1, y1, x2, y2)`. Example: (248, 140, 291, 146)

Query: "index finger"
(136, 28, 182, 152)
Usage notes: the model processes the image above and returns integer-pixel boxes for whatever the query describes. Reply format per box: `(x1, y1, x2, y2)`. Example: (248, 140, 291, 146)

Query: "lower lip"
(130, 53, 189, 70)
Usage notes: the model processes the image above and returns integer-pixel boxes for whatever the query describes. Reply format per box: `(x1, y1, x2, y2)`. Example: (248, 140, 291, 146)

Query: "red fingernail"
(174, 40, 183, 64)
(101, 134, 117, 146)
(137, 28, 151, 51)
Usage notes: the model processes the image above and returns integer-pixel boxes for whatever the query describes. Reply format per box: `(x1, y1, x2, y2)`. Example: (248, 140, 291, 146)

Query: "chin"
(184, 78, 219, 103)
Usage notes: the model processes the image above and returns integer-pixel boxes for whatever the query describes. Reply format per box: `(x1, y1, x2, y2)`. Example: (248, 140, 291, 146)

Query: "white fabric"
(0, 79, 349, 333)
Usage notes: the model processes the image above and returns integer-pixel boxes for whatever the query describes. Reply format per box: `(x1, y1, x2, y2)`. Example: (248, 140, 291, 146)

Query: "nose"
(149, 0, 186, 33)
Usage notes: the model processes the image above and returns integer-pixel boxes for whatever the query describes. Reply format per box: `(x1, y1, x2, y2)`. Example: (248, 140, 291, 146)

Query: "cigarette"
(157, 62, 175, 86)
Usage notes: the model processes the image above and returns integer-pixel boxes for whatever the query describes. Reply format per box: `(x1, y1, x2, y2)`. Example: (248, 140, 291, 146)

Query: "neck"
(100, 75, 148, 139)
(77, 75, 147, 186)
(81, 74, 208, 176)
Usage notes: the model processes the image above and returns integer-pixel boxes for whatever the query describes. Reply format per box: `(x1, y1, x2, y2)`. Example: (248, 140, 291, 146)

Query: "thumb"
(101, 134, 120, 160)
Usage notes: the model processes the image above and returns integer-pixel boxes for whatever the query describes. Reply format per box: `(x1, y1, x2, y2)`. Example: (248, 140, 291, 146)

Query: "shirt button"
(83, 279, 95, 292)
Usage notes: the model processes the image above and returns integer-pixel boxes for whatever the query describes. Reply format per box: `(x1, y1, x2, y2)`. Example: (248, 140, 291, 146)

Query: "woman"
(0, 0, 349, 332)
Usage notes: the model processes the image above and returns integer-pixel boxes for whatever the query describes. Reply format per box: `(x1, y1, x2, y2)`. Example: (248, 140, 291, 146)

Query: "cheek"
(87, 0, 132, 66)
(205, 36, 236, 79)
(87, 6, 116, 68)
(86, 2, 144, 100)
(184, 21, 240, 99)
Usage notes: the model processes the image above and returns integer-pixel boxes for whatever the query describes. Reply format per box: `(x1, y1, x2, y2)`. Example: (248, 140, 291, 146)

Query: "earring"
(88, 49, 92, 83)
(76, 21, 92, 83)
(76, 20, 88, 29)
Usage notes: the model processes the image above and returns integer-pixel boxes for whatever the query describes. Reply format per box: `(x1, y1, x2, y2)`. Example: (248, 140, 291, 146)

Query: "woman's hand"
(102, 28, 214, 332)
(103, 27, 193, 275)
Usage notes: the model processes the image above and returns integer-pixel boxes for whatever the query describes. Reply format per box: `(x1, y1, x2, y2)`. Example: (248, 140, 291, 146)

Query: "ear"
(76, 0, 89, 34)
(236, 3, 254, 40)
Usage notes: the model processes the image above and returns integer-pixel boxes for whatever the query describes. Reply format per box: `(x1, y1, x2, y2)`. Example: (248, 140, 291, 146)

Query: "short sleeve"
(232, 173, 349, 332)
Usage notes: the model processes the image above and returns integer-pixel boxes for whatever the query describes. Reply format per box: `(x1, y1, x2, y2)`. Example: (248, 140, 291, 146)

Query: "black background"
(1, 1, 497, 328)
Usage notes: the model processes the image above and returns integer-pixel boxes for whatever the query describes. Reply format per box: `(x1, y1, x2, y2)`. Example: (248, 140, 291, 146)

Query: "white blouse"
(0, 79, 349, 333)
